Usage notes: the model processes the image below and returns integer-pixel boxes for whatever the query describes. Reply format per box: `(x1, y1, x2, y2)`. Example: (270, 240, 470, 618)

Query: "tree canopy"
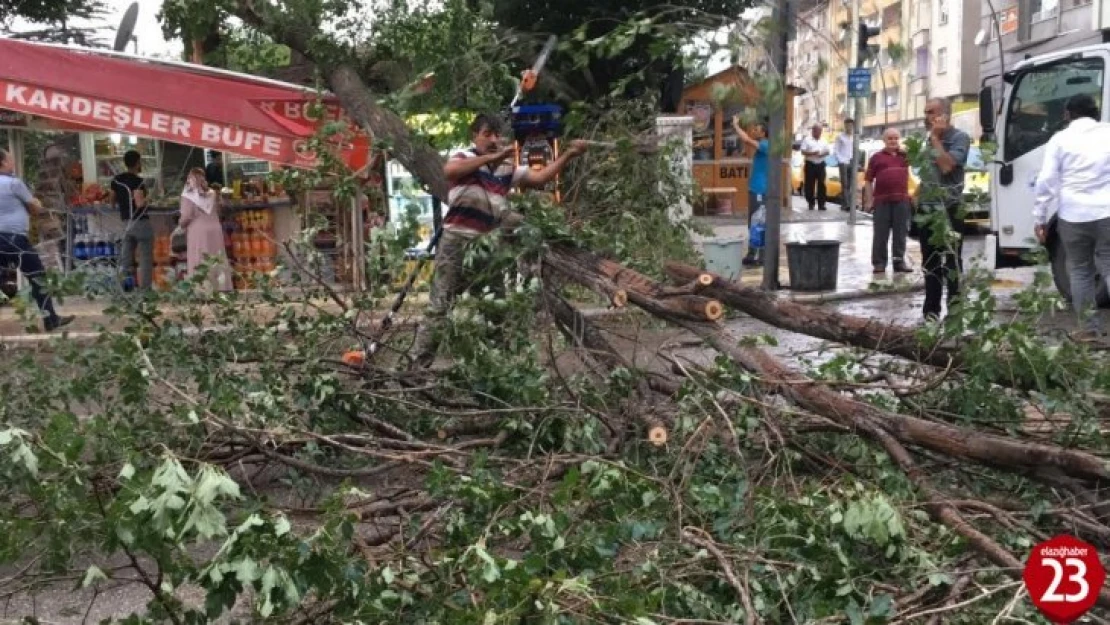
(488, 0, 753, 109)
(0, 0, 104, 23)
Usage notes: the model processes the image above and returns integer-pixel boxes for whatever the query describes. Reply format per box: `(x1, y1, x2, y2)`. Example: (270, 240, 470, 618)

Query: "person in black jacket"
(112, 150, 153, 291)
(205, 151, 225, 188)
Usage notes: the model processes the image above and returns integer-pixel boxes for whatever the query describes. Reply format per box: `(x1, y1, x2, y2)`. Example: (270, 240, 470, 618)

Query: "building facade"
(905, 0, 983, 132)
(785, 0, 982, 138)
(980, 0, 1107, 94)
(789, 0, 836, 132)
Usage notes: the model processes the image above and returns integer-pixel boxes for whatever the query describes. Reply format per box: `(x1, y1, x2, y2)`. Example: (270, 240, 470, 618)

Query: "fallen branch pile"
(540, 243, 1110, 610)
(3, 241, 1109, 624)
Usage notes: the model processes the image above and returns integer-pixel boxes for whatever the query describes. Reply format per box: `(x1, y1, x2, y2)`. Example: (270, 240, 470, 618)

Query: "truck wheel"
(1048, 233, 1110, 308)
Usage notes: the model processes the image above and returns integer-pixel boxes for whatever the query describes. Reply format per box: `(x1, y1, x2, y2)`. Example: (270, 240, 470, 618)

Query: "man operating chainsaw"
(410, 112, 587, 368)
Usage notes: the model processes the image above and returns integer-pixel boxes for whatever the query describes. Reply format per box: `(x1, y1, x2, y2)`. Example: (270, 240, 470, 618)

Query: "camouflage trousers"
(411, 213, 524, 366)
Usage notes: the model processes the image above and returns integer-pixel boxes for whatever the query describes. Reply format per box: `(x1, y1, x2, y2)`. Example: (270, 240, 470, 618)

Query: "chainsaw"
(510, 35, 558, 109)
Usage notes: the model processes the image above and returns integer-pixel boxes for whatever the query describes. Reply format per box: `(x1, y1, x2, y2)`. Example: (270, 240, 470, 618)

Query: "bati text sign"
(848, 68, 871, 98)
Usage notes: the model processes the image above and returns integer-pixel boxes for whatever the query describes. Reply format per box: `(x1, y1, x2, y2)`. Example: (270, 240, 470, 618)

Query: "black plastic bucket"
(785, 240, 840, 291)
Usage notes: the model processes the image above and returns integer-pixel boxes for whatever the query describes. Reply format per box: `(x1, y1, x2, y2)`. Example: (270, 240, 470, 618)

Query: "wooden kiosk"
(680, 66, 799, 218)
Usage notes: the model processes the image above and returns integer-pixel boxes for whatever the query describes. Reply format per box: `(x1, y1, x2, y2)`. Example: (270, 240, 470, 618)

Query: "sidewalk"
(692, 196, 926, 301)
(0, 201, 1004, 341)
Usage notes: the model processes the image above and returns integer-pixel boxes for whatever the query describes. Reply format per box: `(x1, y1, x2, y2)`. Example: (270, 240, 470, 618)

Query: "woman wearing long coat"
(178, 167, 232, 292)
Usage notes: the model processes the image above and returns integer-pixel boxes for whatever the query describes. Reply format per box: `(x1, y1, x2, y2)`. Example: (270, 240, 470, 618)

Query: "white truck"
(978, 45, 1109, 306)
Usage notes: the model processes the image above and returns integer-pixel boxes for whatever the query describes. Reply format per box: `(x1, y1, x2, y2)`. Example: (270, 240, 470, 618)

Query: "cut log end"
(697, 273, 714, 287)
(648, 425, 668, 446)
(704, 300, 724, 321)
(612, 289, 629, 308)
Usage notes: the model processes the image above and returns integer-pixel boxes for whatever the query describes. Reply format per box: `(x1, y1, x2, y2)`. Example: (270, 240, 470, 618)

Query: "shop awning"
(0, 38, 370, 170)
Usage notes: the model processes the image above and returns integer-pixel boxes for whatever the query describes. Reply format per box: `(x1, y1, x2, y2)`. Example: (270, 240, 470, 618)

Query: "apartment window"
(885, 88, 900, 110)
(1030, 0, 1059, 23)
(916, 46, 930, 75)
(917, 0, 932, 27)
(937, 47, 948, 73)
(939, 0, 949, 24)
(868, 92, 878, 111)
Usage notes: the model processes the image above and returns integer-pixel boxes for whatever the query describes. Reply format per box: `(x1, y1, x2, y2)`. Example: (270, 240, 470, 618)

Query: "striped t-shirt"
(444, 147, 528, 236)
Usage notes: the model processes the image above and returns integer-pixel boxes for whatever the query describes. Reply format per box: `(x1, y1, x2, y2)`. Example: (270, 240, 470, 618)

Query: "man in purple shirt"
(865, 128, 913, 275)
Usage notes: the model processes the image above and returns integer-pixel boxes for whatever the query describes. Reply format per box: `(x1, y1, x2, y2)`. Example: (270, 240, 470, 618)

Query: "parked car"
(791, 152, 843, 202)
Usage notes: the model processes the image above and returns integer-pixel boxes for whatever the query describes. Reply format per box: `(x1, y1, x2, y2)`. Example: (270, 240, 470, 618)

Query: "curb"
(782, 280, 926, 304)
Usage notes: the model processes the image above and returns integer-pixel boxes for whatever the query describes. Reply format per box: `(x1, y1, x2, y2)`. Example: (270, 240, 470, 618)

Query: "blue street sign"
(848, 68, 871, 98)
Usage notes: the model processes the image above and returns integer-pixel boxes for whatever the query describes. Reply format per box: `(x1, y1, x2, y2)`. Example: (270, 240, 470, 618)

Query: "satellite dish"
(113, 2, 139, 52)
(974, 28, 987, 46)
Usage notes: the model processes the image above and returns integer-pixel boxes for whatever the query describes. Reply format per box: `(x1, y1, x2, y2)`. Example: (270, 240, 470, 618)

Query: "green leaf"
(14, 444, 38, 478)
(231, 558, 261, 584)
(129, 495, 150, 515)
(845, 600, 865, 625)
(81, 565, 107, 588)
(118, 462, 135, 481)
(868, 594, 895, 618)
(928, 572, 954, 586)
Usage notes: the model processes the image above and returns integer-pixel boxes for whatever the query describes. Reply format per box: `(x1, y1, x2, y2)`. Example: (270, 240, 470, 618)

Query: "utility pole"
(848, 4, 860, 227)
(763, 0, 791, 291)
(851, 12, 881, 226)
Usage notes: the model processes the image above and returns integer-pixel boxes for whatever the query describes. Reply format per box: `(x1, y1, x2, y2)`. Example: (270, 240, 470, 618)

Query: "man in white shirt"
(799, 124, 830, 210)
(1032, 93, 1110, 338)
(833, 118, 855, 210)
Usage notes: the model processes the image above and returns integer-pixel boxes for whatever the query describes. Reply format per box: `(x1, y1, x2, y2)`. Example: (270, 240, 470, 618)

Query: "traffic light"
(857, 20, 881, 67)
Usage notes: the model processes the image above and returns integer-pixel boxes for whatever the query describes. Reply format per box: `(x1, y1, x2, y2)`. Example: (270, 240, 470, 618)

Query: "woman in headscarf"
(178, 167, 232, 292)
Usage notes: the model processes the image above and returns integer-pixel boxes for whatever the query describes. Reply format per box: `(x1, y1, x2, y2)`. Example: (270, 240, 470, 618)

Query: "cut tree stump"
(546, 246, 724, 322)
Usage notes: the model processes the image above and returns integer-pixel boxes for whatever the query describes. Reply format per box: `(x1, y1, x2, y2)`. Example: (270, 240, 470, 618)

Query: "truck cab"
(979, 44, 1110, 305)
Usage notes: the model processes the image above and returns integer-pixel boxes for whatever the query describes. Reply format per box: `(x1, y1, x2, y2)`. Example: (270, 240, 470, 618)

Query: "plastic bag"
(171, 226, 187, 255)
(750, 204, 766, 226)
(749, 203, 766, 249)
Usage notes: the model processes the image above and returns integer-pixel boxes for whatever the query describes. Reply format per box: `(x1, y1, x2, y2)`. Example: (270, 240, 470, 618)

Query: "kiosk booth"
(680, 66, 800, 217)
(0, 38, 377, 291)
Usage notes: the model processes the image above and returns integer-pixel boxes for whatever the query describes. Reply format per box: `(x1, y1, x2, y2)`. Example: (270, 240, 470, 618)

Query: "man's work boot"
(893, 260, 913, 273)
(44, 315, 74, 332)
(1069, 328, 1107, 345)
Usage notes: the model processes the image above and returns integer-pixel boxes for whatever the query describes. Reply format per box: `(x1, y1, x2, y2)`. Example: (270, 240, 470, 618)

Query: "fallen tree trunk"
(665, 261, 960, 368)
(548, 250, 1110, 483)
(548, 246, 723, 322)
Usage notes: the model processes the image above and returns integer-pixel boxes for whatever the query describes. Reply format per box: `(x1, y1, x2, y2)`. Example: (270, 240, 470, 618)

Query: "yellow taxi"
(791, 152, 843, 201)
